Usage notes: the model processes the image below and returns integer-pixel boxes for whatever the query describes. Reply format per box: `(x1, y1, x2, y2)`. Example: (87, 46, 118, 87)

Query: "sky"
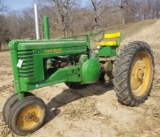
(5, 0, 35, 11)
(5, 0, 87, 12)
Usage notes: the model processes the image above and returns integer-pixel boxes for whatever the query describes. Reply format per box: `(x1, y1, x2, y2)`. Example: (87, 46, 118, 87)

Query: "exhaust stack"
(43, 16, 50, 39)
(34, 4, 40, 40)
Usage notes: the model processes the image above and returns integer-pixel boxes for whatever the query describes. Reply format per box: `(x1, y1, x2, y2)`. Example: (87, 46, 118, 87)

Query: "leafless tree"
(0, 0, 160, 51)
(0, 0, 7, 13)
(91, 0, 99, 24)
(90, 0, 110, 26)
(0, 0, 8, 50)
(111, 0, 131, 24)
(37, 0, 80, 37)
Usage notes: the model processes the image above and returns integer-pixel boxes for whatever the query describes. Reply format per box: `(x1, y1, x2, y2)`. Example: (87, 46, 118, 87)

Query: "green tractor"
(3, 16, 154, 136)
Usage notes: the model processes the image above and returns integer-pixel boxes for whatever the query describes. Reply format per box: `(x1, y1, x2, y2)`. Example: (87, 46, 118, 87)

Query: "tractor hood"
(9, 39, 89, 50)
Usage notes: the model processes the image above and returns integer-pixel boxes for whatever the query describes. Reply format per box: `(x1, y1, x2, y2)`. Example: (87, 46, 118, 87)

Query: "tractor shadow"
(44, 82, 114, 125)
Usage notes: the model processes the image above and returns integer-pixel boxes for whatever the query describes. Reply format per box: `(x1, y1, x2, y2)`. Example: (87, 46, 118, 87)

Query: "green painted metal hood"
(9, 39, 88, 50)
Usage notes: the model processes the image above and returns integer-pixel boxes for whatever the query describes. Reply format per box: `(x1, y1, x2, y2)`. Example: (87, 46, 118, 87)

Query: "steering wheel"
(91, 24, 104, 42)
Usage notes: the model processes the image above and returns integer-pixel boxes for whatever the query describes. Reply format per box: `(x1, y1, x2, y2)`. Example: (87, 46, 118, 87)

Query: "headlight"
(96, 45, 101, 50)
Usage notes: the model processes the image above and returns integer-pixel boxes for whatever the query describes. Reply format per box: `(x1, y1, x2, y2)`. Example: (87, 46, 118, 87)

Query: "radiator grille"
(17, 50, 34, 78)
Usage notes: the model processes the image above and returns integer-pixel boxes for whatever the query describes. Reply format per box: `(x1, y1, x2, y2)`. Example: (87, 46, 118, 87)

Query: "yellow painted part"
(97, 41, 118, 46)
(17, 104, 42, 130)
(130, 52, 153, 97)
(104, 32, 121, 39)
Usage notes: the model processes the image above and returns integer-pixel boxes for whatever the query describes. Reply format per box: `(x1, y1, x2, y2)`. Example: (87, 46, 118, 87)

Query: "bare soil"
(1, 20, 160, 137)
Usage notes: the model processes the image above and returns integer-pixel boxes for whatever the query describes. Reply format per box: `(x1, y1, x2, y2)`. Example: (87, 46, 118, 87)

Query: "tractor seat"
(97, 32, 121, 46)
(96, 32, 121, 57)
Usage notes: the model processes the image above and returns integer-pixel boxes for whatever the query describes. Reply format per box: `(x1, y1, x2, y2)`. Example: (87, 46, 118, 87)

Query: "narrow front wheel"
(8, 96, 46, 136)
(3, 92, 34, 124)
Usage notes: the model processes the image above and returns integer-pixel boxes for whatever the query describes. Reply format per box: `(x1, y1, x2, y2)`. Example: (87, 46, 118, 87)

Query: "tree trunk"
(0, 44, 2, 51)
(121, 9, 126, 24)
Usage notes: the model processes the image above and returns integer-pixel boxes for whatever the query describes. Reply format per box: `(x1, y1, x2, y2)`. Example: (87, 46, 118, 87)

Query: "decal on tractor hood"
(44, 48, 62, 53)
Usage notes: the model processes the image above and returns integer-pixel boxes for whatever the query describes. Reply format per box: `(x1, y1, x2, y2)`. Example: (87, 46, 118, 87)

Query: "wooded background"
(0, 0, 160, 50)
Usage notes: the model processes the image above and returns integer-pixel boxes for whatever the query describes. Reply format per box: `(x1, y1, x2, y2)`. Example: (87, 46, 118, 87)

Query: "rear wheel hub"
(130, 52, 152, 97)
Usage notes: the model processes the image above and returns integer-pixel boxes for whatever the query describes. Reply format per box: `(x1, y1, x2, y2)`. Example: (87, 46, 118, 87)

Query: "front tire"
(3, 92, 35, 124)
(8, 96, 46, 136)
(113, 41, 154, 106)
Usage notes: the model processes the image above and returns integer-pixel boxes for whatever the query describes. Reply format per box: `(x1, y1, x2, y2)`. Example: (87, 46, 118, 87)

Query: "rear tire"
(113, 41, 154, 106)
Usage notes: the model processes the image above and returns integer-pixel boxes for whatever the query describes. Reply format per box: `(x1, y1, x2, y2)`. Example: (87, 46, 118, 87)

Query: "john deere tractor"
(3, 16, 154, 136)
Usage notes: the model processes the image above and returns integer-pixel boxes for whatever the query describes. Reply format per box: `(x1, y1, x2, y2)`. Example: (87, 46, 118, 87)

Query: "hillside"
(98, 19, 159, 48)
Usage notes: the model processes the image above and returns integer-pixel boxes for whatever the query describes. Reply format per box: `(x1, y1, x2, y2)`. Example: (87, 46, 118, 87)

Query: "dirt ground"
(1, 20, 160, 137)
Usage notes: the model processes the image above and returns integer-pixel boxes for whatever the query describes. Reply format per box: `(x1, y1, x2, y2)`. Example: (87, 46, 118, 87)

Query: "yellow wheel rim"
(130, 51, 153, 97)
(17, 104, 42, 130)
